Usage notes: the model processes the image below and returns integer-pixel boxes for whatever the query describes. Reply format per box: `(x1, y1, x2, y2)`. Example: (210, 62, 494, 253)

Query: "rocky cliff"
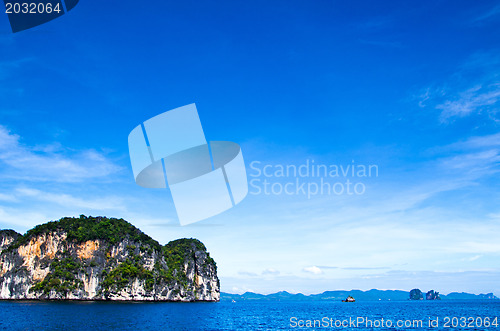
(426, 290, 440, 300)
(409, 288, 423, 300)
(0, 216, 219, 301)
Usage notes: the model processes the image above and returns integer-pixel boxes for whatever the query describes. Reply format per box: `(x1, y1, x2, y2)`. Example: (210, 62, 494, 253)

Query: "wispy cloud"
(0, 125, 123, 182)
(238, 271, 258, 277)
(448, 242, 500, 254)
(417, 52, 500, 123)
(262, 268, 280, 276)
(488, 212, 500, 220)
(472, 5, 500, 23)
(318, 265, 390, 270)
(0, 186, 129, 231)
(15, 187, 127, 212)
(437, 85, 500, 120)
(214, 131, 500, 294)
(444, 132, 500, 150)
(439, 149, 500, 177)
(230, 285, 255, 294)
(0, 193, 17, 202)
(303, 266, 323, 275)
(462, 255, 482, 262)
(431, 132, 500, 180)
(237, 268, 281, 277)
(0, 206, 50, 231)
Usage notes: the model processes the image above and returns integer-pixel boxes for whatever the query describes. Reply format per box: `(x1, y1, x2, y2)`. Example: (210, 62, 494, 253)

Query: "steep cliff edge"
(0, 216, 219, 301)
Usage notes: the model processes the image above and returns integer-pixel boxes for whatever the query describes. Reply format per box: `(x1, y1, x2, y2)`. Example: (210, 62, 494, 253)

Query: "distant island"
(409, 288, 441, 300)
(222, 290, 498, 302)
(0, 216, 219, 301)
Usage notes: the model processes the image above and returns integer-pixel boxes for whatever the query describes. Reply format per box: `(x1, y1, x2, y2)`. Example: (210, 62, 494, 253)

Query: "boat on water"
(342, 295, 355, 302)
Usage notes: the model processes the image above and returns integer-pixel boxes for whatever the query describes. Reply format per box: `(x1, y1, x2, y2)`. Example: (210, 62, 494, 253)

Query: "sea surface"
(0, 300, 499, 330)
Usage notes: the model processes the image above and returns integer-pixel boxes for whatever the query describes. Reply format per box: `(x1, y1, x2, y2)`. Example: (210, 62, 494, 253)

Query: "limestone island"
(0, 216, 219, 301)
(409, 289, 441, 300)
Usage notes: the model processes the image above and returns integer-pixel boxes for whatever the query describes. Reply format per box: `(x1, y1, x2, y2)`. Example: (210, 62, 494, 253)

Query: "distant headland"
(222, 289, 498, 302)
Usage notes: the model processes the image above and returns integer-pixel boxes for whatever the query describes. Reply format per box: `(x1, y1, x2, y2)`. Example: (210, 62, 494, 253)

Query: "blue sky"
(1, 0, 500, 295)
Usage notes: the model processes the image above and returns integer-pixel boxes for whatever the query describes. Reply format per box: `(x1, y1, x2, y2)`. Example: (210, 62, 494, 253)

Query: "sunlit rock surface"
(0, 216, 219, 301)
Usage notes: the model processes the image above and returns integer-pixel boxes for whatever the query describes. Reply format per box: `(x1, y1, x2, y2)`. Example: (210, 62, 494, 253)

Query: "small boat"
(342, 295, 355, 302)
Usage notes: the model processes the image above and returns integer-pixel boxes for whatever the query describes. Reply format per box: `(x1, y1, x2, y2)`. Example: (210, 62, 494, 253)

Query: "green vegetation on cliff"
(101, 239, 215, 293)
(10, 215, 160, 250)
(102, 255, 155, 292)
(409, 288, 423, 300)
(30, 257, 84, 295)
(164, 239, 216, 272)
(2, 216, 217, 298)
(0, 229, 20, 238)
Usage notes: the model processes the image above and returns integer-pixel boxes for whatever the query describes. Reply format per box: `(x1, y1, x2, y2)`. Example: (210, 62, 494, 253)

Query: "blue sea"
(0, 300, 499, 330)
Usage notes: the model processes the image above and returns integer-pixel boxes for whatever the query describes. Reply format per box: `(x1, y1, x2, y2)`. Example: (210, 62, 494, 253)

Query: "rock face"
(409, 288, 423, 300)
(0, 230, 19, 252)
(0, 216, 219, 301)
(426, 290, 440, 300)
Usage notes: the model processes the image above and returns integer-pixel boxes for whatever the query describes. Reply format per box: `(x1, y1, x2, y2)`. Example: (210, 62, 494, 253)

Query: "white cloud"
(15, 187, 127, 212)
(445, 132, 500, 150)
(417, 88, 431, 108)
(431, 132, 500, 181)
(0, 207, 50, 231)
(238, 271, 258, 277)
(488, 212, 500, 220)
(0, 186, 130, 232)
(439, 149, 500, 176)
(303, 266, 323, 275)
(262, 268, 280, 275)
(0, 193, 17, 202)
(230, 286, 255, 294)
(437, 85, 500, 120)
(417, 52, 500, 122)
(462, 255, 482, 262)
(0, 125, 122, 182)
(450, 242, 500, 254)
